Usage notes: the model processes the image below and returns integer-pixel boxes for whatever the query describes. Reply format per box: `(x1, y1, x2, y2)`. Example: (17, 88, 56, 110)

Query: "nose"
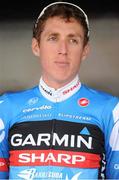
(58, 40, 68, 55)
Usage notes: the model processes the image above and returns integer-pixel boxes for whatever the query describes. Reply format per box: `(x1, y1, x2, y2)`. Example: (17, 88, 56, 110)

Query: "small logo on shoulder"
(28, 97, 39, 106)
(78, 98, 89, 107)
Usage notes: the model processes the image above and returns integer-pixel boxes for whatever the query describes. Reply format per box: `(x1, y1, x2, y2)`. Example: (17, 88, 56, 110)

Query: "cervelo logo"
(110, 102, 119, 150)
(23, 105, 52, 113)
(18, 168, 82, 180)
(0, 118, 5, 143)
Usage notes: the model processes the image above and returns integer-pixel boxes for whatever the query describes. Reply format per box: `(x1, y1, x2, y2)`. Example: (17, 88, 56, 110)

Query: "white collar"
(39, 75, 81, 102)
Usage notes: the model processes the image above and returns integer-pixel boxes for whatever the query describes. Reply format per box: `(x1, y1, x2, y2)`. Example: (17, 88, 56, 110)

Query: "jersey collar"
(39, 75, 81, 102)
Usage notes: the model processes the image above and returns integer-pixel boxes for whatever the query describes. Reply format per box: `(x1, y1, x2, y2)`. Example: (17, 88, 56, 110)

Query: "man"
(0, 2, 119, 179)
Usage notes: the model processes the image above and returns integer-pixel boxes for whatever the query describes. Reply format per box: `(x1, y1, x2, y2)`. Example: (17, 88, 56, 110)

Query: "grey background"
(0, 1, 119, 96)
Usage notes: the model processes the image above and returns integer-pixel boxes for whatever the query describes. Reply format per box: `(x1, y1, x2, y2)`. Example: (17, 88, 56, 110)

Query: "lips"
(55, 61, 69, 67)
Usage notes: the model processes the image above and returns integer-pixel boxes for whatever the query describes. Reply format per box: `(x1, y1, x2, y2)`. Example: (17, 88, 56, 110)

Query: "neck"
(41, 77, 77, 90)
(39, 75, 81, 102)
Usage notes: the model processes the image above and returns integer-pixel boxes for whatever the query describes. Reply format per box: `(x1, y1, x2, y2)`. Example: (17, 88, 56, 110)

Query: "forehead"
(41, 16, 84, 36)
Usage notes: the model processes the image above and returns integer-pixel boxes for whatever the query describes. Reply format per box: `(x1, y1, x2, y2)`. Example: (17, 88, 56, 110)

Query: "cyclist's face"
(32, 17, 89, 88)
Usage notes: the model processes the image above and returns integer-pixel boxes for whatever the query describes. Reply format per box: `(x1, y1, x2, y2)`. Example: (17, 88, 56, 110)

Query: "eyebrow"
(44, 31, 83, 39)
(47, 32, 59, 36)
(68, 33, 83, 39)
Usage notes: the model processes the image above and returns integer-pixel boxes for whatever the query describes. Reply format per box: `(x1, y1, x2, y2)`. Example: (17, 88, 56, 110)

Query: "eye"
(69, 38, 79, 44)
(47, 35, 58, 41)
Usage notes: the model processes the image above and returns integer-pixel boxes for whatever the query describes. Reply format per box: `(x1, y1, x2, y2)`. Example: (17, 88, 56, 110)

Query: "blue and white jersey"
(0, 76, 119, 179)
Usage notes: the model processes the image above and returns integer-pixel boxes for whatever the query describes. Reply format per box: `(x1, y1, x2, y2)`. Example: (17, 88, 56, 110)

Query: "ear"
(31, 38, 40, 57)
(81, 43, 90, 61)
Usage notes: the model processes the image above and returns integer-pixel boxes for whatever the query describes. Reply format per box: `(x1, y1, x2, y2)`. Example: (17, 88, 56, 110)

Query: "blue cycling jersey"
(0, 76, 119, 179)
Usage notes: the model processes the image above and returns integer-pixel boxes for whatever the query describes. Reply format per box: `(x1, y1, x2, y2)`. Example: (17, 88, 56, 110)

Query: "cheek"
(39, 44, 57, 68)
(71, 52, 82, 66)
(39, 44, 55, 61)
(39, 48, 49, 66)
(40, 55, 54, 74)
(70, 55, 82, 73)
(72, 61, 81, 72)
(40, 58, 49, 70)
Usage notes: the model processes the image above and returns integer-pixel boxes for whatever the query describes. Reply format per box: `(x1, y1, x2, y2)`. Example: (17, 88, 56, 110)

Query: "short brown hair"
(33, 2, 89, 45)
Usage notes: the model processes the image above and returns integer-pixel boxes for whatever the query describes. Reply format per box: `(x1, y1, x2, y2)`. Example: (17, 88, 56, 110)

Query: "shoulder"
(81, 84, 119, 108)
(0, 86, 39, 108)
(0, 86, 40, 126)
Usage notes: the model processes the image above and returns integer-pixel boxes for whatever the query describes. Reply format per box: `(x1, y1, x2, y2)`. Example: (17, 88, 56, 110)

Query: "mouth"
(55, 61, 69, 67)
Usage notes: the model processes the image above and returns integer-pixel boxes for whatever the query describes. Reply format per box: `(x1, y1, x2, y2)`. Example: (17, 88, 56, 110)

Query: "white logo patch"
(110, 102, 119, 150)
(0, 100, 4, 104)
(0, 118, 5, 143)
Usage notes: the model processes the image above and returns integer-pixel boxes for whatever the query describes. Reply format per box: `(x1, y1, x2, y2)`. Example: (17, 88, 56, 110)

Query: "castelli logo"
(78, 98, 89, 107)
